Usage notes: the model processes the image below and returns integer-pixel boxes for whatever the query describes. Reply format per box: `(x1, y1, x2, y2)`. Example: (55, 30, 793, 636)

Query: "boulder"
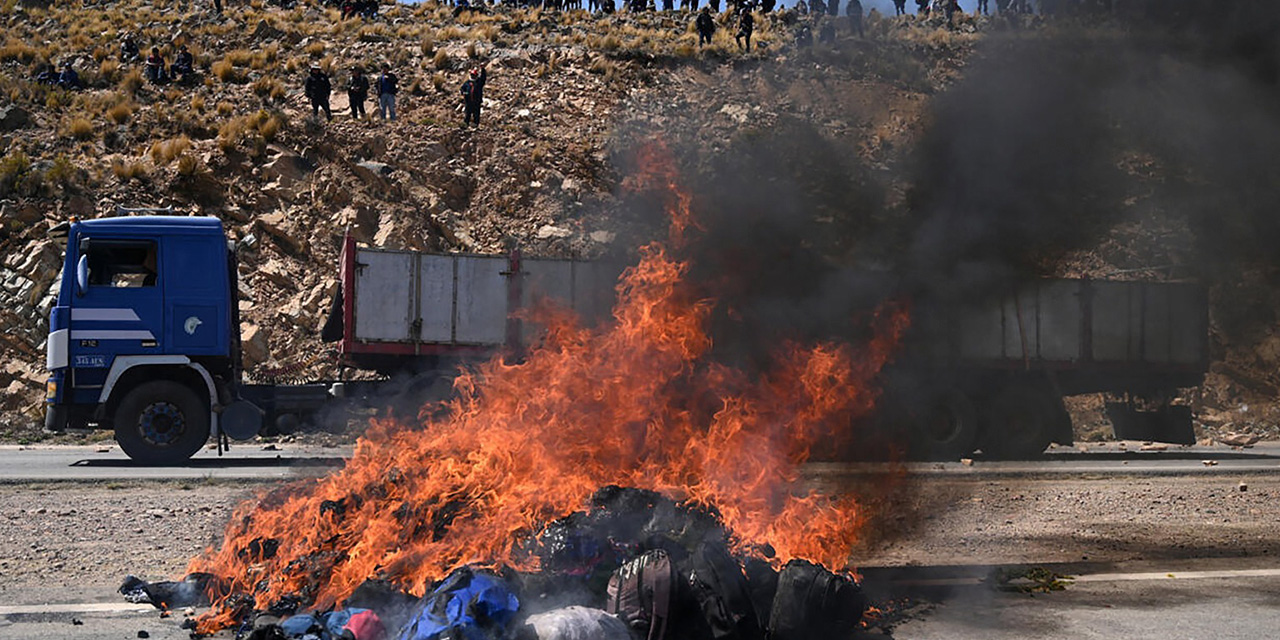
(252, 20, 283, 42)
(254, 212, 305, 255)
(241, 324, 270, 367)
(353, 161, 394, 188)
(0, 105, 31, 131)
(261, 152, 314, 187)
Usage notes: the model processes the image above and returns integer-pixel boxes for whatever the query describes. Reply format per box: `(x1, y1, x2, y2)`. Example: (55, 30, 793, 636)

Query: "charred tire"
(979, 384, 1058, 459)
(908, 390, 979, 461)
(114, 381, 210, 465)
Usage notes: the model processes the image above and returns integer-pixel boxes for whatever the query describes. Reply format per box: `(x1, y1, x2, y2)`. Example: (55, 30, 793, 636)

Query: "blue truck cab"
(44, 216, 260, 463)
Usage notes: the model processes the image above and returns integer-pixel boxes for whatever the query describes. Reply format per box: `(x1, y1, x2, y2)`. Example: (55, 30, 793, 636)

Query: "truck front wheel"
(114, 381, 210, 465)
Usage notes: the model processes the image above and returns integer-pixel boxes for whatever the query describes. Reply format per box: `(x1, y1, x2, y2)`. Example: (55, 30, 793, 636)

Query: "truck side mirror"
(76, 254, 88, 296)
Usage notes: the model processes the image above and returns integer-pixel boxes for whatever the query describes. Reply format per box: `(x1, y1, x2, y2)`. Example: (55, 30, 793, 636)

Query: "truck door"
(161, 235, 228, 356)
(67, 238, 164, 396)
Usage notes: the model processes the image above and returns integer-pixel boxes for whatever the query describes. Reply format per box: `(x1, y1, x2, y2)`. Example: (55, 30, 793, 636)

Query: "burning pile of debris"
(121, 143, 903, 639)
(127, 486, 868, 640)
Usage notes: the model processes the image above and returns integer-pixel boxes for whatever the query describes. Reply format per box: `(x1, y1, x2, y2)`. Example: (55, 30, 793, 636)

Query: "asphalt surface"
(1, 441, 1278, 482)
(1, 442, 1279, 638)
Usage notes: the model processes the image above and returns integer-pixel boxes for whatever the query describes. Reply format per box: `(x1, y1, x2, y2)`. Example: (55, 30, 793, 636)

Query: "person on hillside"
(761, 0, 775, 12)
(794, 0, 807, 14)
(734, 8, 754, 51)
(144, 47, 168, 84)
(893, 0, 905, 14)
(976, 0, 987, 13)
(172, 45, 194, 78)
(35, 63, 57, 85)
(377, 65, 398, 120)
(696, 6, 716, 46)
(916, 0, 928, 14)
(795, 22, 813, 47)
(305, 65, 333, 120)
(848, 0, 863, 35)
(811, 0, 825, 15)
(347, 66, 369, 119)
(708, 0, 719, 13)
(460, 64, 487, 128)
(828, 0, 839, 16)
(944, 0, 960, 23)
(57, 62, 81, 90)
(120, 34, 140, 62)
(819, 18, 835, 43)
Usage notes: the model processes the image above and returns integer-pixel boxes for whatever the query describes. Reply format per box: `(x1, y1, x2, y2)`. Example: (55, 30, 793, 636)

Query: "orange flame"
(188, 140, 909, 633)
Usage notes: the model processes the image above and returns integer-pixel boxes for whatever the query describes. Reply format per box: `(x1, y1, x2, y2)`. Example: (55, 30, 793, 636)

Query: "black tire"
(908, 389, 979, 461)
(114, 380, 210, 465)
(979, 384, 1058, 459)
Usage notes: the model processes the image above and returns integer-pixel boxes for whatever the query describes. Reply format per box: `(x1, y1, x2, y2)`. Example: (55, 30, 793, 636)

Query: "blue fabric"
(323, 608, 370, 638)
(398, 570, 520, 640)
(280, 613, 321, 637)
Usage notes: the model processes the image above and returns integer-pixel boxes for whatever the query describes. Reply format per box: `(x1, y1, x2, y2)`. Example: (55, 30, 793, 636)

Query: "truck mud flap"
(1105, 403, 1195, 445)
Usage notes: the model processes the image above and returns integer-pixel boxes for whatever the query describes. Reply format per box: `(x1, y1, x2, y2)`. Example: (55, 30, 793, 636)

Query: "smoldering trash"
(123, 486, 868, 640)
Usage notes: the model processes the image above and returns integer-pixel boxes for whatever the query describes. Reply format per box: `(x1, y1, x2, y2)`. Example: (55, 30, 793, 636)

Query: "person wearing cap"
(377, 65, 398, 121)
(305, 65, 333, 120)
(57, 61, 81, 90)
(347, 66, 369, 119)
(460, 63, 487, 128)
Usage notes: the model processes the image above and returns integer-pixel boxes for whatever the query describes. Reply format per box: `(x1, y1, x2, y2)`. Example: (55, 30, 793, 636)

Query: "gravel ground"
(1, 475, 1278, 608)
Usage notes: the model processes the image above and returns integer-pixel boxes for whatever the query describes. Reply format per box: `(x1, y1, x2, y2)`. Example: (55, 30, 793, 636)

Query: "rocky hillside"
(0, 0, 977, 434)
(2, 0, 1277, 445)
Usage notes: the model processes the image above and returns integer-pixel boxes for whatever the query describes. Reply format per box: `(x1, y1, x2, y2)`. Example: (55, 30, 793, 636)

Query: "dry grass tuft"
(433, 49, 451, 70)
(110, 158, 147, 182)
(119, 68, 143, 94)
(68, 118, 95, 140)
(176, 153, 200, 177)
(105, 100, 134, 124)
(149, 135, 192, 166)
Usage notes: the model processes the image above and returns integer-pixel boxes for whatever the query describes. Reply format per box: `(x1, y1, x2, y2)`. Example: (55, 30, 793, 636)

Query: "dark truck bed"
(880, 278, 1208, 459)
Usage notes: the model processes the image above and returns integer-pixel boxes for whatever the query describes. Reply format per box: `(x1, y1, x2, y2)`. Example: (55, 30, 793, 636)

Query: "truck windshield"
(83, 239, 158, 288)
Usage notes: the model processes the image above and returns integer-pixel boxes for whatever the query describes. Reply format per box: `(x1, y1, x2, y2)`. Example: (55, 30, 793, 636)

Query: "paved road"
(865, 559, 1280, 640)
(0, 443, 348, 482)
(2, 441, 1277, 482)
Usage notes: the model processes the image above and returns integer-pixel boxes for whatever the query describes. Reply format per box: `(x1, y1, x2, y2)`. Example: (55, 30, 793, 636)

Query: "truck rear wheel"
(114, 381, 210, 465)
(980, 384, 1058, 459)
(908, 390, 979, 461)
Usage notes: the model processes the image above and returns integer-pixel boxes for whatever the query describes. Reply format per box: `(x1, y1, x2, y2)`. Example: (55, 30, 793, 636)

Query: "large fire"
(188, 141, 908, 633)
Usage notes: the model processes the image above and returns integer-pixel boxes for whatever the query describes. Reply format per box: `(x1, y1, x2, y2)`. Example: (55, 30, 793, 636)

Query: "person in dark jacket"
(57, 62, 81, 89)
(460, 64, 487, 127)
(377, 65, 398, 120)
(347, 66, 369, 119)
(695, 6, 716, 46)
(172, 45, 194, 78)
(734, 8, 753, 51)
(305, 65, 332, 119)
(120, 34, 140, 62)
(848, 0, 863, 35)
